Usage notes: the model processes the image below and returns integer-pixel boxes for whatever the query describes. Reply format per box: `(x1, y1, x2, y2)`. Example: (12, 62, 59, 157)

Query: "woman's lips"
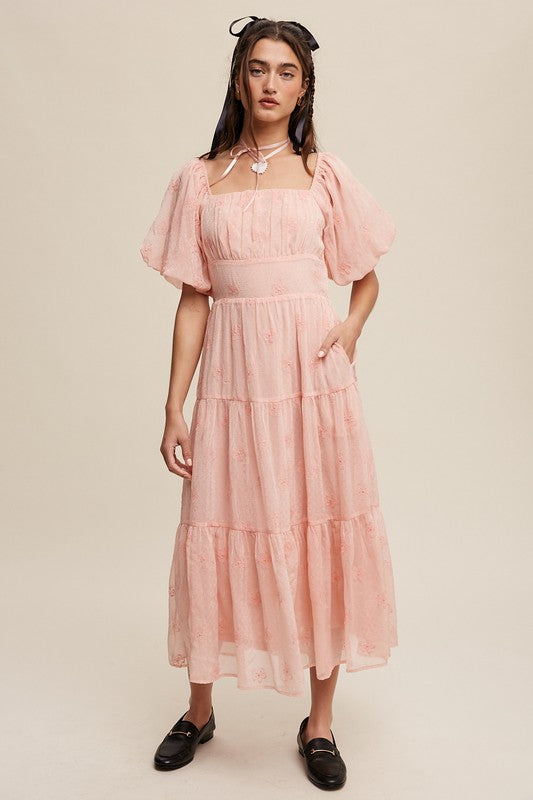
(259, 100, 278, 107)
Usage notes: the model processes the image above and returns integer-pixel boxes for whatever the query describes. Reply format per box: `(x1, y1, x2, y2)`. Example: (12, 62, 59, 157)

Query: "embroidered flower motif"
(231, 323, 242, 337)
(249, 590, 261, 607)
(283, 537, 295, 554)
(317, 423, 328, 440)
(253, 667, 267, 683)
(272, 282, 288, 294)
(365, 517, 376, 536)
(282, 357, 294, 372)
(169, 586, 175, 596)
(286, 216, 299, 236)
(359, 639, 376, 655)
(234, 446, 246, 462)
(263, 329, 275, 343)
(324, 492, 337, 509)
(343, 409, 357, 427)
(228, 282, 240, 296)
(171, 653, 187, 667)
(281, 663, 293, 682)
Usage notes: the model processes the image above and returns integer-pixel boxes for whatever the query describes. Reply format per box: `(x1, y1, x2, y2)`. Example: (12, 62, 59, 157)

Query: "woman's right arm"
(160, 283, 210, 480)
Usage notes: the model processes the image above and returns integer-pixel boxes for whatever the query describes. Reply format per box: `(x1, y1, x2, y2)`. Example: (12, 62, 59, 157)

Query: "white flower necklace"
(211, 136, 291, 211)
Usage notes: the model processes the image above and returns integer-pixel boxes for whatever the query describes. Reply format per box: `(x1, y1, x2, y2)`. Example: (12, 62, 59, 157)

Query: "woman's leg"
(301, 665, 340, 745)
(182, 675, 214, 729)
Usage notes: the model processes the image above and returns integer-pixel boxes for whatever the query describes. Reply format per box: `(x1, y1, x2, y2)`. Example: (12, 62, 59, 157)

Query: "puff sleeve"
(139, 158, 211, 294)
(318, 152, 397, 284)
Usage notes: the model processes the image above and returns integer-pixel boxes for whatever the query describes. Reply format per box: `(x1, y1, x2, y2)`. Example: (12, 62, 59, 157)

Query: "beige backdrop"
(2, 2, 532, 798)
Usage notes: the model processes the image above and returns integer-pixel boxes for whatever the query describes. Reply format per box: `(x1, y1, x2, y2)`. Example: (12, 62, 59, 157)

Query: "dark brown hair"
(198, 18, 319, 177)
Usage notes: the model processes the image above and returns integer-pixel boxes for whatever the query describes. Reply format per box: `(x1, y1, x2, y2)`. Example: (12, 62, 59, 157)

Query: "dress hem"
(168, 654, 397, 697)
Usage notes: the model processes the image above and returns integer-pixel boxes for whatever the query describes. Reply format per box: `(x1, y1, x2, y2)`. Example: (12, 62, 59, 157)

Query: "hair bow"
(229, 15, 320, 51)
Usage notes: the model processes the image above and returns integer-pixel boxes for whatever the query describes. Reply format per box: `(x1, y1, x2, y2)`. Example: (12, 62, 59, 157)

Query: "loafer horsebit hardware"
(309, 747, 337, 755)
(168, 729, 192, 736)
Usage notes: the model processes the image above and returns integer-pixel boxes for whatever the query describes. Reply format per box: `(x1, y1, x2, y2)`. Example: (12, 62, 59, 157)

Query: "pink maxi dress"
(140, 150, 398, 697)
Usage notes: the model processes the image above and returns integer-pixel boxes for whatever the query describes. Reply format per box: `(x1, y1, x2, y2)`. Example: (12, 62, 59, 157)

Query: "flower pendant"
(251, 161, 268, 174)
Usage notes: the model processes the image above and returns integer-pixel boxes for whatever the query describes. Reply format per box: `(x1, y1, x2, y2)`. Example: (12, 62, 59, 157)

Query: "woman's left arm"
(318, 270, 379, 363)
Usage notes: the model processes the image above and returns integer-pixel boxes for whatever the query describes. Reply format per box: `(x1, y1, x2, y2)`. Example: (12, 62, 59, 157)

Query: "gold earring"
(235, 86, 240, 99)
(297, 95, 304, 106)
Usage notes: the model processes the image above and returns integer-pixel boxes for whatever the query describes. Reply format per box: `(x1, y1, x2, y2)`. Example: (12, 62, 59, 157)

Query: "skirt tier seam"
(179, 507, 380, 535)
(196, 381, 356, 403)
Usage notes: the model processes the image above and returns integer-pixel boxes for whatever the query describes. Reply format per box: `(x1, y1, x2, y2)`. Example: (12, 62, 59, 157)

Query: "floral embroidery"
(324, 492, 337, 509)
(317, 423, 328, 440)
(281, 663, 293, 682)
(343, 409, 357, 427)
(359, 639, 376, 656)
(249, 590, 261, 607)
(234, 446, 246, 462)
(282, 358, 294, 372)
(253, 668, 267, 683)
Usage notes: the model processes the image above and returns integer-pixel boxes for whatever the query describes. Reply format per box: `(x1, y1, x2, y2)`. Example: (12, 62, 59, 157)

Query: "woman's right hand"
(160, 408, 193, 480)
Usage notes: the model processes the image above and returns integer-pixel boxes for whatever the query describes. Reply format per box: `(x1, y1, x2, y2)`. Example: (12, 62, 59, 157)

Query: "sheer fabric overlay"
(140, 152, 398, 696)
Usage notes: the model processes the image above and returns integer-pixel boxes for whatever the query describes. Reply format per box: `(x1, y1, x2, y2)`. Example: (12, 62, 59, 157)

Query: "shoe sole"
(154, 729, 214, 770)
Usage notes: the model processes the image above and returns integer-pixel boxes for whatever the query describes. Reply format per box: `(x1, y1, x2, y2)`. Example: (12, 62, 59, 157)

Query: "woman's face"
(237, 37, 308, 124)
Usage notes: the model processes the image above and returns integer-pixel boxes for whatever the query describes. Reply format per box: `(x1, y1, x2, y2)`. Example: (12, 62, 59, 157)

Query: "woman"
(140, 15, 398, 790)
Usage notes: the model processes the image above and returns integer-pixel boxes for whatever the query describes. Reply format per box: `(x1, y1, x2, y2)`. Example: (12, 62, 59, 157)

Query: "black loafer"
(297, 715, 347, 790)
(153, 706, 216, 770)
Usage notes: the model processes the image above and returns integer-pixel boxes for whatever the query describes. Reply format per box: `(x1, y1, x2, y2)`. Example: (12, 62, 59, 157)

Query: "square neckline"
(197, 151, 323, 197)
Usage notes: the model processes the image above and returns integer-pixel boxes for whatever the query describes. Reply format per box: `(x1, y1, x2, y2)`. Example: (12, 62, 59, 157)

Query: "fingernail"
(318, 350, 325, 357)
(186, 458, 193, 466)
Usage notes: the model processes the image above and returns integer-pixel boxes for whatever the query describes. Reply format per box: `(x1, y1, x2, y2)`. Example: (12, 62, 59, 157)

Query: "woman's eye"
(249, 68, 295, 79)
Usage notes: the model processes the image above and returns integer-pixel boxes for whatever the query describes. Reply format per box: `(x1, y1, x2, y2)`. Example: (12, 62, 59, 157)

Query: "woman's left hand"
(317, 320, 362, 364)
